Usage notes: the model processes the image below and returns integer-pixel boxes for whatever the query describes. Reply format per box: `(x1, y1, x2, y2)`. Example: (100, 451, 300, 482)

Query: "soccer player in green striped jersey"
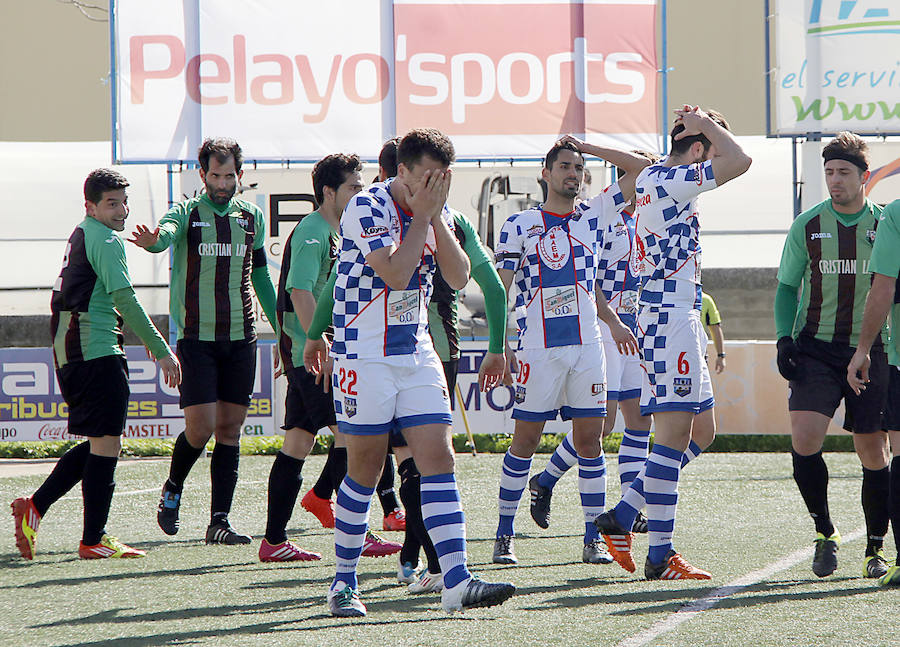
(130, 138, 278, 545)
(11, 169, 181, 561)
(775, 132, 890, 579)
(848, 198, 900, 586)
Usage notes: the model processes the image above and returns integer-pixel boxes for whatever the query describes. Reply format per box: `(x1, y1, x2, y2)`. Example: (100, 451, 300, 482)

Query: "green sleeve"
(287, 227, 326, 293)
(455, 212, 492, 271)
(251, 266, 278, 335)
(147, 204, 187, 253)
(774, 281, 800, 339)
(111, 287, 171, 359)
(471, 262, 506, 354)
(871, 200, 900, 279)
(308, 268, 336, 339)
(776, 220, 808, 287)
(88, 231, 133, 293)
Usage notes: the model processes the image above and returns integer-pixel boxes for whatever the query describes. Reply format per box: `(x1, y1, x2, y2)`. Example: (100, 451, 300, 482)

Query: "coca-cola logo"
(37, 424, 82, 441)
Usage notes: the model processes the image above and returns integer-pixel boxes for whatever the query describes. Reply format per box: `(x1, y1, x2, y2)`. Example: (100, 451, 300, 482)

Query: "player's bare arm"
(595, 283, 638, 355)
(497, 267, 519, 376)
(558, 134, 651, 203)
(847, 272, 894, 394)
(674, 105, 751, 185)
(366, 170, 446, 290)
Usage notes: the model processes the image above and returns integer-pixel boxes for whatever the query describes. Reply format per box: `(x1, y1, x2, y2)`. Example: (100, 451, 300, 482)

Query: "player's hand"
(128, 224, 160, 249)
(776, 336, 802, 381)
(273, 348, 283, 379)
(557, 134, 585, 151)
(157, 353, 182, 388)
(317, 355, 334, 394)
(399, 168, 451, 223)
(847, 348, 871, 395)
(478, 351, 505, 392)
(715, 355, 726, 374)
(303, 337, 328, 376)
(609, 320, 639, 356)
(673, 105, 707, 140)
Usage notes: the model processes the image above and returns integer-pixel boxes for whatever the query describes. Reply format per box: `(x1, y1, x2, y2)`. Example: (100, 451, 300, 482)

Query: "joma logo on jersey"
(198, 242, 248, 257)
(818, 259, 869, 275)
(810, 232, 832, 240)
(191, 221, 211, 228)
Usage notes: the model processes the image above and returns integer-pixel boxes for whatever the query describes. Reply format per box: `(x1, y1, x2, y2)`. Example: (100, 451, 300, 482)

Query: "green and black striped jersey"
(869, 199, 900, 366)
(148, 193, 267, 341)
(50, 217, 132, 368)
(777, 198, 885, 347)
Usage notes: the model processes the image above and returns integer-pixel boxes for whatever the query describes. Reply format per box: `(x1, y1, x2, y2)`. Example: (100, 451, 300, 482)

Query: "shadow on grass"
(5, 562, 253, 590)
(51, 613, 490, 647)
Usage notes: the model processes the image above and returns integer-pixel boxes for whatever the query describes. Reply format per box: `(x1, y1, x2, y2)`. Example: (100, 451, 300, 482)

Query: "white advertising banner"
(113, 0, 658, 161)
(772, 0, 900, 135)
(0, 346, 275, 442)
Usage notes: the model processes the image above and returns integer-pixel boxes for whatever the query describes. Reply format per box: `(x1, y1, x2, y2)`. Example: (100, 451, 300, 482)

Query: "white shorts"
(333, 351, 452, 435)
(600, 320, 642, 402)
(638, 309, 714, 415)
(512, 343, 607, 421)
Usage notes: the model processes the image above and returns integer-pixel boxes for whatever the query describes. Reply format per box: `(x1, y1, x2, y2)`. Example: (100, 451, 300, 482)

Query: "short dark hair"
(198, 137, 243, 173)
(397, 128, 455, 170)
(544, 141, 583, 170)
(378, 137, 401, 178)
(84, 168, 129, 204)
(822, 131, 869, 173)
(312, 153, 363, 204)
(669, 109, 730, 156)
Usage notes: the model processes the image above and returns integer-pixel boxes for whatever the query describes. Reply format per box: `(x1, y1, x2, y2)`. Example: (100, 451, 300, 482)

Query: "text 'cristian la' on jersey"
(331, 178, 451, 359)
(592, 181, 640, 332)
(496, 185, 626, 350)
(630, 159, 717, 311)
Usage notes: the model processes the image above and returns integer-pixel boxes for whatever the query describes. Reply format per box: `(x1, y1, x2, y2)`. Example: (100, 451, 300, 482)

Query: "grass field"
(0, 452, 896, 647)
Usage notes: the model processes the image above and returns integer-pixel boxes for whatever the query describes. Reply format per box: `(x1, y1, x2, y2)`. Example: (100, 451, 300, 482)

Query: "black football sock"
(399, 458, 440, 574)
(861, 465, 890, 556)
(32, 441, 90, 516)
(329, 446, 348, 497)
(890, 457, 900, 565)
(210, 443, 240, 522)
(792, 450, 834, 537)
(265, 451, 304, 544)
(167, 432, 205, 493)
(312, 443, 339, 500)
(378, 453, 400, 514)
(81, 453, 118, 546)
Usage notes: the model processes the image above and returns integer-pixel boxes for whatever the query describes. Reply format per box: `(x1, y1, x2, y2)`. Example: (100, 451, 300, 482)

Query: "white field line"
(616, 525, 867, 647)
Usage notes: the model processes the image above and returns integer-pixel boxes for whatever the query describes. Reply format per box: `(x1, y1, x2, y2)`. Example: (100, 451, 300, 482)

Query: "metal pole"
(166, 163, 176, 345)
(108, 0, 118, 163)
(791, 137, 800, 219)
(660, 0, 669, 155)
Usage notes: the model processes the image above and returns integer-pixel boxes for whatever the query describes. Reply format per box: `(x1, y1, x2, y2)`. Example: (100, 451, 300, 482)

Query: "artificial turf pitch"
(0, 452, 895, 647)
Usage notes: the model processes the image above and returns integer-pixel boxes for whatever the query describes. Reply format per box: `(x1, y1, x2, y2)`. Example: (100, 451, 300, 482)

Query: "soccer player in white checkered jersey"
(595, 106, 751, 580)
(491, 140, 641, 566)
(528, 146, 658, 539)
(304, 128, 515, 617)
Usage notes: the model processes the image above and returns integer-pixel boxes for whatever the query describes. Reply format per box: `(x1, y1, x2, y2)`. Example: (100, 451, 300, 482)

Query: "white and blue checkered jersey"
(586, 181, 639, 333)
(332, 179, 450, 359)
(629, 160, 718, 312)
(496, 189, 624, 350)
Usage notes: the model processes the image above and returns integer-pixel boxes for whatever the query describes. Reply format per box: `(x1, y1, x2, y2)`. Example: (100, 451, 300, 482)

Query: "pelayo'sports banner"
(772, 0, 900, 135)
(113, 0, 658, 161)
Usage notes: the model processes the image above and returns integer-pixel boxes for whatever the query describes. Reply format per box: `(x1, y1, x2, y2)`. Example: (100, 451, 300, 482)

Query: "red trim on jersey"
(345, 288, 386, 328)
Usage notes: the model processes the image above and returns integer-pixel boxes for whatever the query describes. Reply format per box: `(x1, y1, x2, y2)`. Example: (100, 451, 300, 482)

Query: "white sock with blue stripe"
(578, 453, 607, 543)
(618, 427, 650, 493)
(421, 473, 471, 590)
(537, 430, 577, 490)
(332, 475, 373, 591)
(644, 443, 683, 565)
(681, 440, 702, 467)
(497, 450, 532, 537)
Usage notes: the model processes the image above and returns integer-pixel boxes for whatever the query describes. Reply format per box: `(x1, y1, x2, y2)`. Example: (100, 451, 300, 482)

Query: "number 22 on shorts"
(338, 367, 358, 395)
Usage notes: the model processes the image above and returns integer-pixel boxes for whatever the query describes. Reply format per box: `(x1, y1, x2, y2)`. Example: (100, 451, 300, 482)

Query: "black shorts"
(883, 364, 900, 431)
(442, 359, 459, 392)
(283, 366, 336, 434)
(57, 355, 129, 437)
(177, 338, 257, 408)
(788, 334, 888, 434)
